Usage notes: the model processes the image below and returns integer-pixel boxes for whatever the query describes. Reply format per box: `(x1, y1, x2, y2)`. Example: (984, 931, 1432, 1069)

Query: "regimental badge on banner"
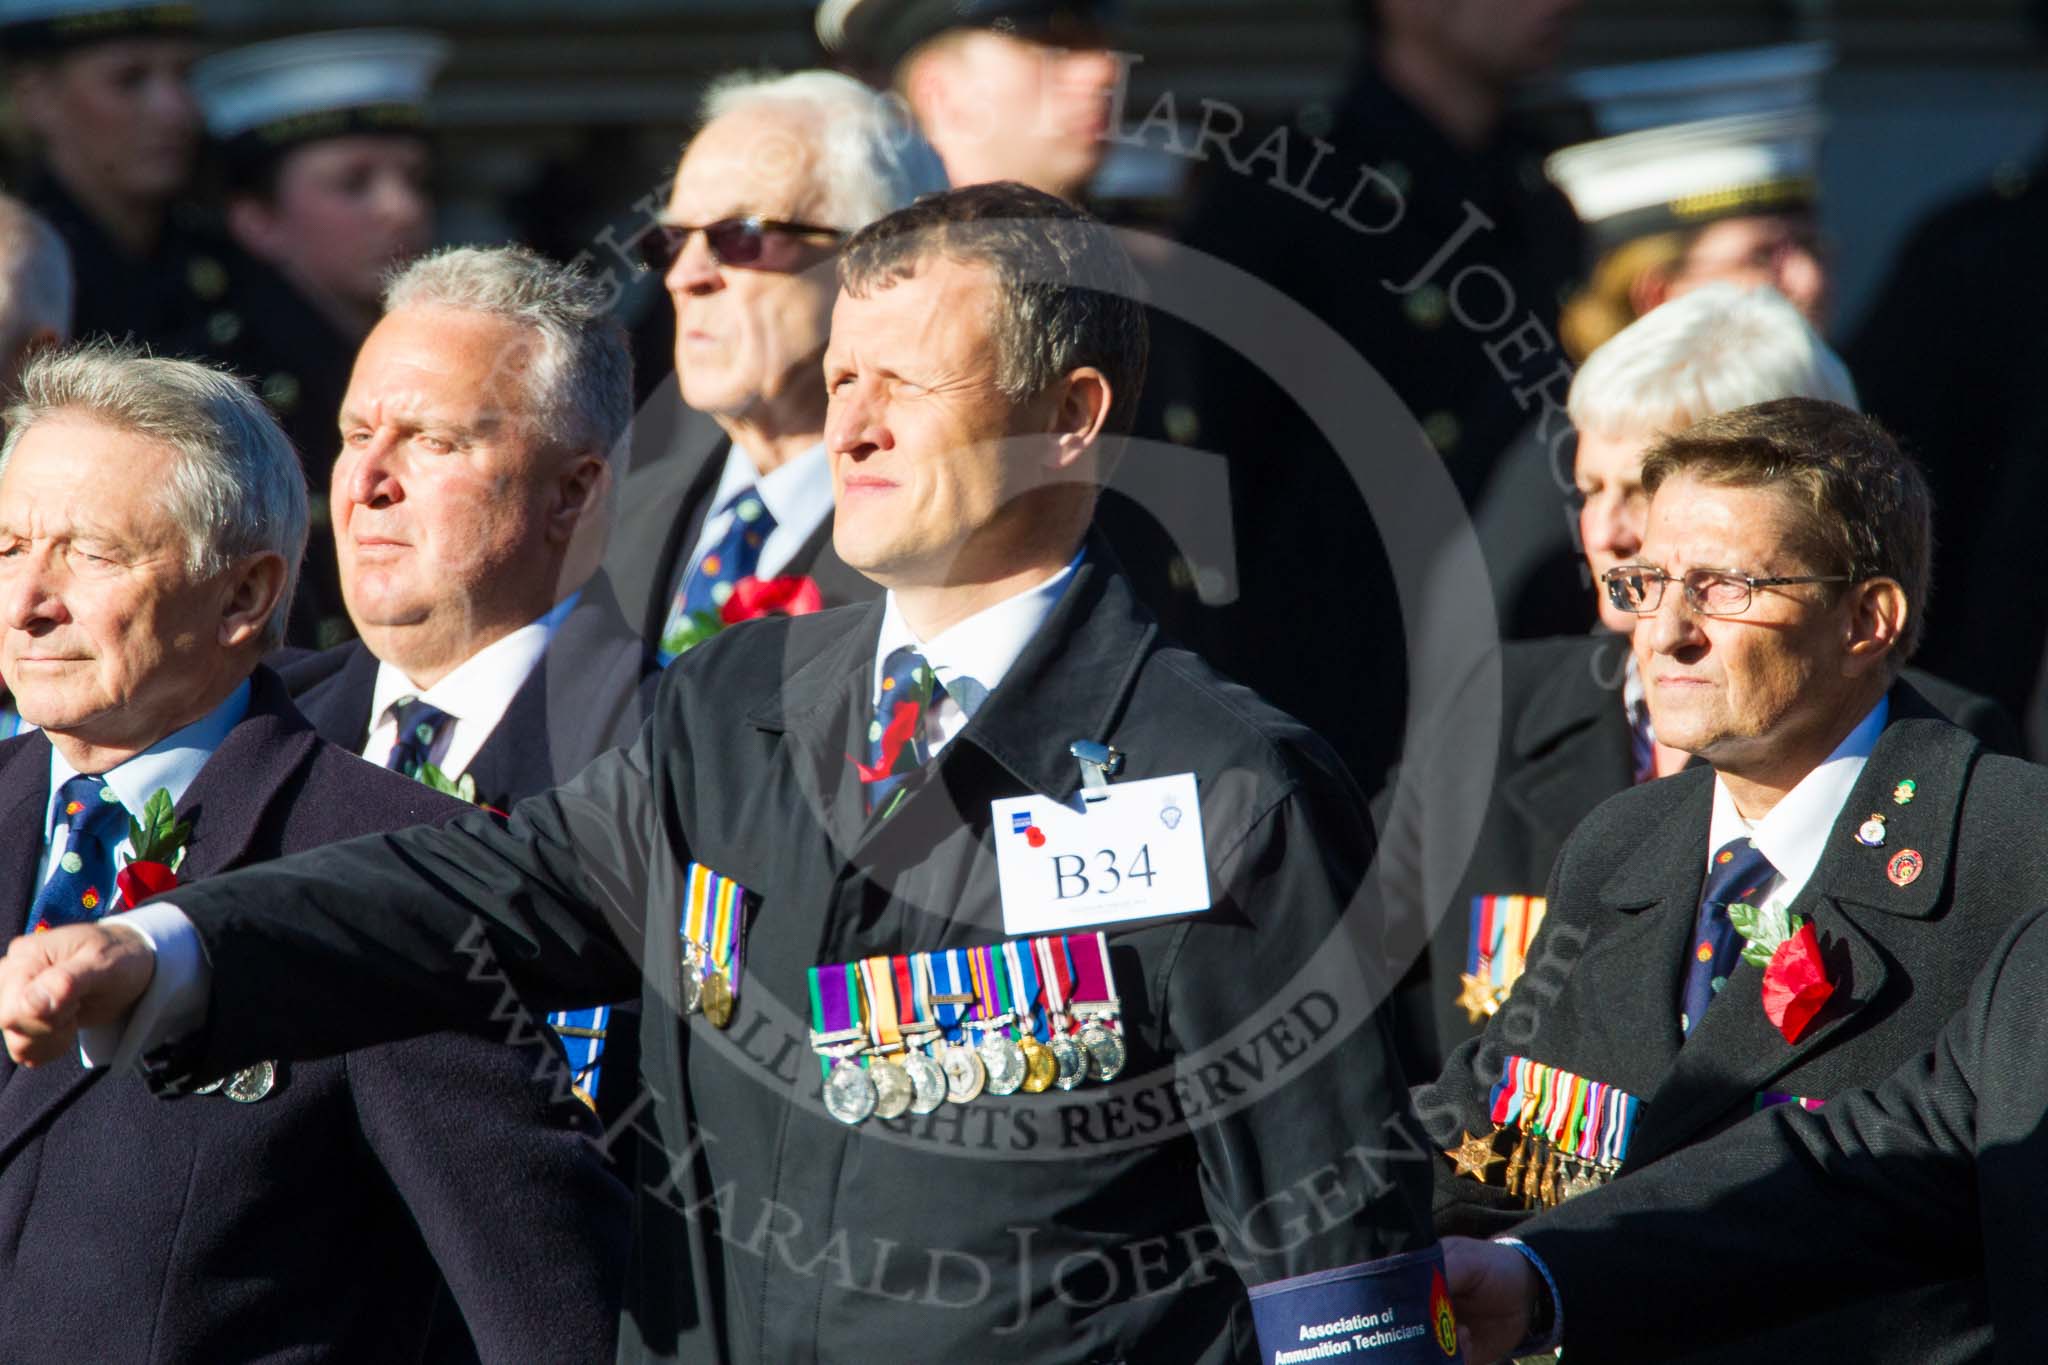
(1439, 1054, 1639, 1210)
(680, 862, 753, 1029)
(810, 931, 1129, 1126)
(1456, 894, 1548, 1025)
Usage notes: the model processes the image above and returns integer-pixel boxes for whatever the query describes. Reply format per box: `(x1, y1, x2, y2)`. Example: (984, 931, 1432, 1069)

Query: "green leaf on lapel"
(125, 786, 194, 867)
(415, 762, 480, 806)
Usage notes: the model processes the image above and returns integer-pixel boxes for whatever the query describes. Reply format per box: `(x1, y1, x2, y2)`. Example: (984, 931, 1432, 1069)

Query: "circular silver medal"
(223, 1060, 277, 1103)
(870, 1058, 914, 1120)
(677, 940, 704, 1015)
(1049, 1034, 1088, 1090)
(978, 1035, 1028, 1096)
(904, 1049, 947, 1114)
(941, 1042, 986, 1104)
(823, 1059, 877, 1125)
(1079, 1021, 1126, 1082)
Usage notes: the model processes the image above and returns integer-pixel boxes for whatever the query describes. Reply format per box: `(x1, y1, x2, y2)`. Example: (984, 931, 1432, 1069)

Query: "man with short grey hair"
(276, 242, 659, 1126)
(0, 341, 629, 1363)
(606, 67, 948, 655)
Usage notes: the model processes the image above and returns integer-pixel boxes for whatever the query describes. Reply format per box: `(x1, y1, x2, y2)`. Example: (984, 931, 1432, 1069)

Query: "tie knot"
(722, 486, 773, 530)
(389, 694, 452, 742)
(54, 773, 123, 836)
(1703, 836, 1778, 909)
(879, 646, 938, 706)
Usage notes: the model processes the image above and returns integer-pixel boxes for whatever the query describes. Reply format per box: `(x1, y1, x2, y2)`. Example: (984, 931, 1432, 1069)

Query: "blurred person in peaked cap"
(0, 0, 225, 356)
(1473, 42, 1838, 643)
(192, 27, 449, 650)
(816, 0, 1119, 203)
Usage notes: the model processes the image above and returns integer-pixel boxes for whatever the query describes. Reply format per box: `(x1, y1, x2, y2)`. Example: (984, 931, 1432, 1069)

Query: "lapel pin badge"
(1887, 848, 1924, 887)
(1892, 778, 1917, 806)
(1855, 813, 1886, 847)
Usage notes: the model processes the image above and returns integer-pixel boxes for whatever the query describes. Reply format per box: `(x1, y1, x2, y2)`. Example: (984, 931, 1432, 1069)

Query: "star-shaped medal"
(1456, 972, 1501, 1025)
(1445, 1129, 1506, 1182)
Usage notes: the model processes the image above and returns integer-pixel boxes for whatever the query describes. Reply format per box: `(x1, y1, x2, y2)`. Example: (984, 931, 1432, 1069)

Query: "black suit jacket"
(1411, 684, 2048, 1363)
(279, 572, 659, 809)
(1519, 900, 2048, 1363)
(0, 669, 628, 1364)
(278, 574, 659, 1133)
(602, 432, 876, 646)
(1380, 634, 2020, 1077)
(150, 543, 1433, 1365)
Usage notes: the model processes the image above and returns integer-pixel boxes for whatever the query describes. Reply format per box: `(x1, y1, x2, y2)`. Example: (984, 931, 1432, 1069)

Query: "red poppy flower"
(1761, 921, 1835, 1044)
(722, 575, 824, 625)
(117, 859, 179, 908)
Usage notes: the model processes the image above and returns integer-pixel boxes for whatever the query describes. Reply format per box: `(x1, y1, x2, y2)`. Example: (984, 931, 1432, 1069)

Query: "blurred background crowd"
(6, 0, 2046, 766)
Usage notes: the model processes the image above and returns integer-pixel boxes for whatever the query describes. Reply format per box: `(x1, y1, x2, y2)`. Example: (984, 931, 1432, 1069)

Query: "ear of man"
(217, 551, 289, 650)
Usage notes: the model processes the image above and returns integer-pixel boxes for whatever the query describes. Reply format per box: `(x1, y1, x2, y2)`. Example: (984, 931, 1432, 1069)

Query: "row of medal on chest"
(808, 931, 1129, 1126)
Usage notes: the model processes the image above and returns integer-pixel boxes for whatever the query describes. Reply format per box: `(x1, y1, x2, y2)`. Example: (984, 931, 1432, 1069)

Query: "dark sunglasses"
(639, 216, 845, 272)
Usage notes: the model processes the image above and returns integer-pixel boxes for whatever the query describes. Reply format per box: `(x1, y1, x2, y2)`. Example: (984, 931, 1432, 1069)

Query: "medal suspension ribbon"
(929, 948, 974, 1046)
(711, 873, 745, 995)
(860, 955, 903, 1060)
(808, 962, 863, 1083)
(1004, 940, 1046, 1042)
(894, 953, 928, 1043)
(972, 943, 1013, 1029)
(1037, 933, 1078, 1036)
(1487, 1056, 1519, 1126)
(1066, 931, 1121, 1028)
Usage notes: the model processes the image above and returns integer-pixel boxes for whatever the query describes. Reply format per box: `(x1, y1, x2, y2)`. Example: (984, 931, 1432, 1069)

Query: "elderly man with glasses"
(604, 69, 948, 658)
(1406, 397, 2048, 1365)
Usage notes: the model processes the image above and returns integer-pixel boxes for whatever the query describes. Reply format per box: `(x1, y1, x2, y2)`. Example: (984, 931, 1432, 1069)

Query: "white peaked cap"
(191, 28, 449, 140)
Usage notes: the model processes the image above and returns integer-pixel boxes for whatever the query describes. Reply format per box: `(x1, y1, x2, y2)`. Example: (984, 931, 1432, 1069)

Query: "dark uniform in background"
(1146, 56, 1585, 797)
(1412, 684, 2048, 1365)
(1849, 150, 2048, 736)
(149, 546, 1434, 1365)
(190, 29, 451, 649)
(4, 2, 228, 358)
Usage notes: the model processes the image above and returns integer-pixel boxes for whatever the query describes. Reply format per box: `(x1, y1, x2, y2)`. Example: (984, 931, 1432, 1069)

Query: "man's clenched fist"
(0, 923, 156, 1064)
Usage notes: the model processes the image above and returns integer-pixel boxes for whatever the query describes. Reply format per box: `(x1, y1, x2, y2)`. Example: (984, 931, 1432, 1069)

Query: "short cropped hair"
(838, 180, 1149, 440)
(383, 244, 632, 460)
(1569, 283, 1858, 438)
(1641, 397, 1932, 663)
(0, 343, 308, 649)
(0, 196, 69, 356)
(699, 69, 949, 230)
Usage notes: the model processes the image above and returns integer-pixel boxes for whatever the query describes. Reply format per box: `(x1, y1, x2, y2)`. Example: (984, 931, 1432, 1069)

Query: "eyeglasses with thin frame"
(1601, 564, 1857, 617)
(638, 216, 845, 272)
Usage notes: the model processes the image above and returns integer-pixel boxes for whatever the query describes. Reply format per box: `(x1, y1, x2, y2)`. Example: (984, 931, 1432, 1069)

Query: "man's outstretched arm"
(1446, 902, 2034, 1362)
(2, 718, 672, 1078)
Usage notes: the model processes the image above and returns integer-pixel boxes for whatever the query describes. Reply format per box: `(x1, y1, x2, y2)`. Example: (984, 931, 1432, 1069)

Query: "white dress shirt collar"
(871, 549, 1083, 753)
(365, 592, 580, 778)
(692, 440, 834, 579)
(1707, 694, 1890, 906)
(43, 677, 252, 874)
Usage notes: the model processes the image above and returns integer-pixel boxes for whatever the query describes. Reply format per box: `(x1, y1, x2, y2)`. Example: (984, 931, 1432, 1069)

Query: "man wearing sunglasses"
(604, 70, 948, 658)
(1409, 397, 2048, 1364)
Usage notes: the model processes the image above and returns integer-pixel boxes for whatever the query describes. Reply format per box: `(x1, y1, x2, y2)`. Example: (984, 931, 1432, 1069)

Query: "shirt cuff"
(1494, 1237, 1564, 1356)
(76, 902, 211, 1071)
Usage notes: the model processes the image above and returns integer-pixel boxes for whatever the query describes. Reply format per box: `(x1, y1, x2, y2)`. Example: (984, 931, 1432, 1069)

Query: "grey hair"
(382, 244, 632, 459)
(699, 68, 950, 229)
(0, 343, 308, 650)
(0, 196, 70, 357)
(1568, 282, 1859, 438)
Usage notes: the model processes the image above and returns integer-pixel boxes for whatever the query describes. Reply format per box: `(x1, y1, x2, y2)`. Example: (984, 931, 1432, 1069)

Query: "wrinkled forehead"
(0, 410, 184, 541)
(828, 257, 1001, 367)
(1642, 473, 1813, 570)
(670, 105, 828, 224)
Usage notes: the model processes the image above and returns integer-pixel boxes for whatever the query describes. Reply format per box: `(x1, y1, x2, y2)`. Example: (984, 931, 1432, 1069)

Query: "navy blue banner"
(1248, 1245, 1463, 1365)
